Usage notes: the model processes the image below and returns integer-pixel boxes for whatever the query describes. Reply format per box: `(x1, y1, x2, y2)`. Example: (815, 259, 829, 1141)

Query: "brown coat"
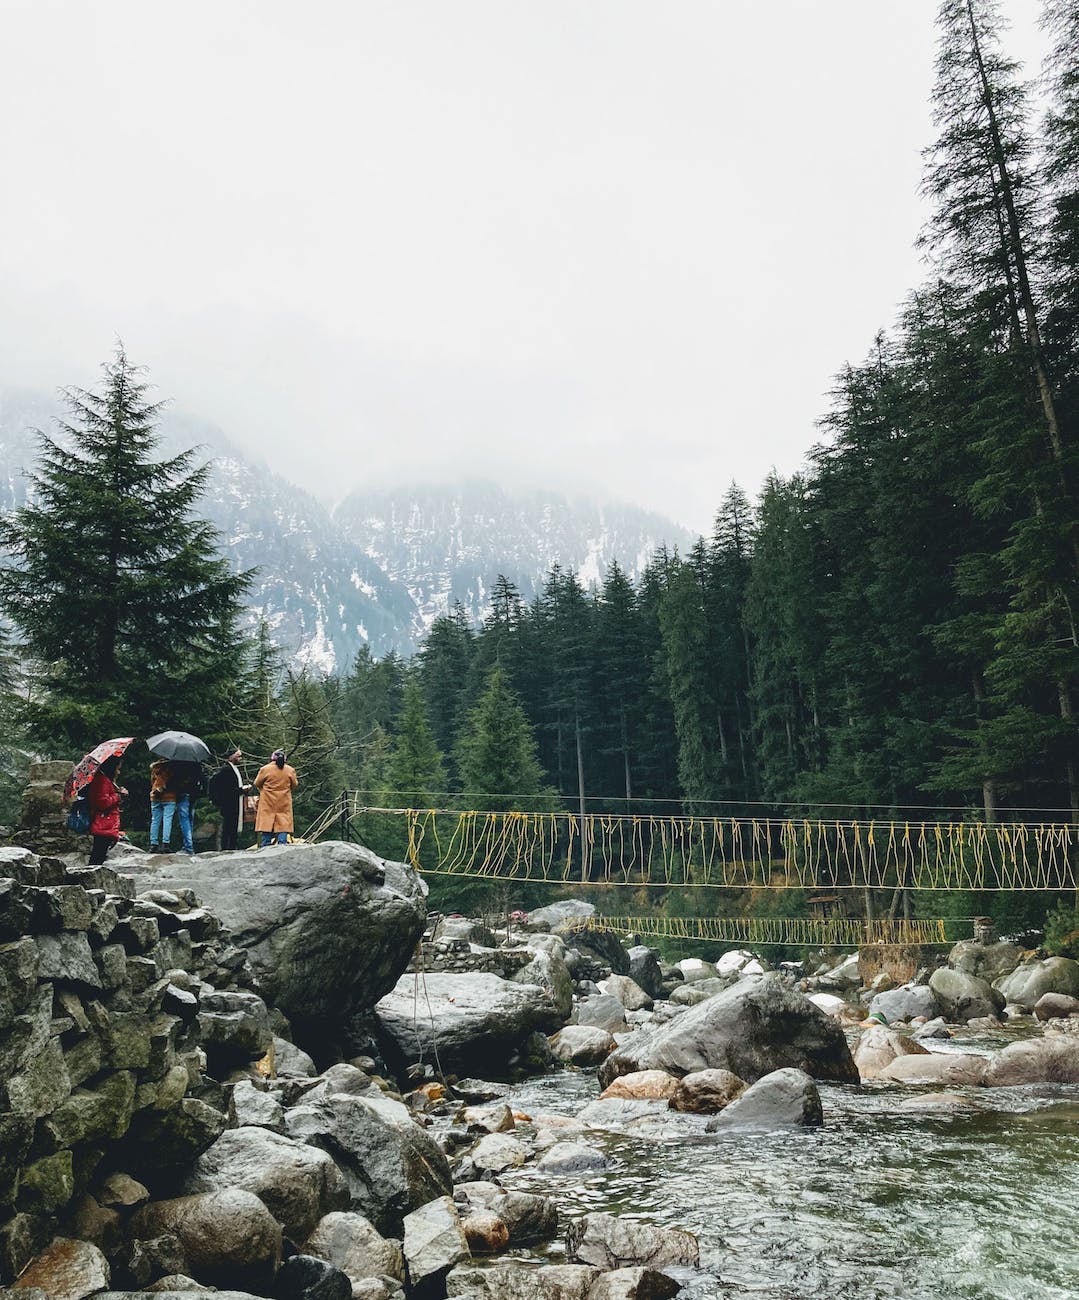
(253, 763, 298, 832)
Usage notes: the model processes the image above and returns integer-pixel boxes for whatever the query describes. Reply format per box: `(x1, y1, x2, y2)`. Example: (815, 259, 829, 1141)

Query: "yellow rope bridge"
(312, 805, 1079, 893)
(568, 914, 958, 948)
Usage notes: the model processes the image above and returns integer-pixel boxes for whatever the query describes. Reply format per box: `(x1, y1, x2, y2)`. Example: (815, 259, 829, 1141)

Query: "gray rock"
(549, 1025, 616, 1066)
(536, 1141, 608, 1174)
(1034, 992, 1079, 1021)
(670, 1068, 746, 1113)
(599, 975, 653, 1012)
(512, 948, 573, 1020)
(272, 1035, 318, 1078)
(565, 1212, 699, 1269)
(526, 900, 595, 931)
(928, 968, 1003, 1022)
(197, 990, 271, 1066)
(376, 972, 565, 1077)
(867, 985, 941, 1023)
(34, 932, 101, 988)
(995, 957, 1079, 1010)
(8, 1236, 109, 1300)
(182, 1125, 349, 1240)
(303, 1210, 405, 1284)
(131, 1189, 281, 1291)
(559, 924, 630, 976)
(577, 995, 628, 1034)
(488, 1191, 559, 1245)
(275, 1253, 352, 1300)
(599, 973, 858, 1088)
(707, 1067, 822, 1130)
(878, 1052, 988, 1086)
(130, 840, 426, 1057)
(402, 1195, 469, 1287)
(446, 1262, 597, 1299)
(470, 1132, 530, 1174)
(814, 953, 861, 990)
(231, 1079, 286, 1132)
(285, 1090, 452, 1236)
(627, 947, 665, 1000)
(983, 1035, 1079, 1085)
(675, 958, 716, 984)
(948, 938, 1022, 982)
(853, 1025, 930, 1080)
(587, 1268, 680, 1300)
(669, 977, 730, 1006)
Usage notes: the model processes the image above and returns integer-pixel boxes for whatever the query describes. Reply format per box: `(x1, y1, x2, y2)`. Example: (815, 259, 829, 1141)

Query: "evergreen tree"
(0, 349, 251, 753)
(456, 664, 553, 813)
(417, 603, 474, 763)
(387, 677, 446, 806)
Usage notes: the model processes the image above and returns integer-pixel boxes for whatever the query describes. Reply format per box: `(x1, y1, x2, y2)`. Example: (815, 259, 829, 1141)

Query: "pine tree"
(417, 603, 474, 764)
(456, 664, 553, 813)
(387, 677, 446, 806)
(0, 348, 251, 753)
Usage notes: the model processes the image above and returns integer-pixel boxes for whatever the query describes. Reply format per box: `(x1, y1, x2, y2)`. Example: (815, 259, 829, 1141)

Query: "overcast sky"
(0, 1, 1048, 533)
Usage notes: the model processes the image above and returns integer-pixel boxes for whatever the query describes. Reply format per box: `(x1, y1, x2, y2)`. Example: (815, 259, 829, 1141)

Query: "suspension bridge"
(305, 797, 1079, 948)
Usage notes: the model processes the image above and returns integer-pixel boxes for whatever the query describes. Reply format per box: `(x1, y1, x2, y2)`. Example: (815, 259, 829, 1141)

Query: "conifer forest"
(1, 0, 1078, 939)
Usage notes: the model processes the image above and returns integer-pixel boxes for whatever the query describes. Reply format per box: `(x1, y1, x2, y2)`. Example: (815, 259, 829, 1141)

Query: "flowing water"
(492, 1027, 1079, 1300)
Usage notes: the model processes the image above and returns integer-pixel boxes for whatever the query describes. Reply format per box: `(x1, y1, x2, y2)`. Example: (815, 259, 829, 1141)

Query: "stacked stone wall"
(408, 940, 536, 978)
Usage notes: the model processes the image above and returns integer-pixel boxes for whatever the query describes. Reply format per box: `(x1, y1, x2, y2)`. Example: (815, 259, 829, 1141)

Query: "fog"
(0, 1, 1047, 532)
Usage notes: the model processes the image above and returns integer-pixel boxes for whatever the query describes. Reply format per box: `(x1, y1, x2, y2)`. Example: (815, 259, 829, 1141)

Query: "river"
(491, 1025, 1079, 1299)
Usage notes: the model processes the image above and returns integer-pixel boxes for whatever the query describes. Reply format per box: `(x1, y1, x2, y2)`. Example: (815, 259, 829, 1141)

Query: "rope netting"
(314, 805, 1079, 893)
(567, 914, 958, 947)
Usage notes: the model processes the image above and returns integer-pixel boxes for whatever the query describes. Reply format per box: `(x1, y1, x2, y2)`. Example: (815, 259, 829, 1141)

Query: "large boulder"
(180, 1126, 349, 1241)
(853, 1026, 930, 1081)
(130, 1189, 281, 1291)
(983, 1035, 1079, 1086)
(707, 1068, 823, 1131)
(878, 1052, 988, 1086)
(598, 975, 653, 1013)
(285, 1089, 452, 1236)
(1034, 992, 1079, 1021)
(994, 957, 1079, 1011)
(576, 995, 628, 1034)
(948, 938, 1022, 983)
(376, 973, 565, 1077)
(549, 1026, 616, 1066)
(868, 985, 940, 1023)
(131, 841, 426, 1058)
(598, 974, 858, 1088)
(402, 1195, 469, 1290)
(526, 900, 595, 932)
(928, 968, 1003, 1022)
(669, 1068, 746, 1114)
(303, 1211, 405, 1285)
(9, 1237, 109, 1300)
(512, 949, 573, 1021)
(565, 1212, 699, 1269)
(560, 926, 630, 976)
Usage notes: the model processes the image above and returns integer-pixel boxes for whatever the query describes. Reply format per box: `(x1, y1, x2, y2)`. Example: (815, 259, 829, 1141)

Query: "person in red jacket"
(86, 755, 127, 865)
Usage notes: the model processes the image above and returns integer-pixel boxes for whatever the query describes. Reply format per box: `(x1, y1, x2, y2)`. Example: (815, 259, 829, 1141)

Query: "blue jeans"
(177, 797, 195, 854)
(150, 800, 176, 847)
(260, 831, 288, 846)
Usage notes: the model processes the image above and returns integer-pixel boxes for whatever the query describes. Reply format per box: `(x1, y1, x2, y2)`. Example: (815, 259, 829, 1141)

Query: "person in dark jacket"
(208, 748, 251, 851)
(168, 760, 204, 855)
(87, 755, 126, 866)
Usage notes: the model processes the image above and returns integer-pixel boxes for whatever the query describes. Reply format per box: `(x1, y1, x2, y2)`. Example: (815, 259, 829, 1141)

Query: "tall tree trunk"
(575, 709, 589, 881)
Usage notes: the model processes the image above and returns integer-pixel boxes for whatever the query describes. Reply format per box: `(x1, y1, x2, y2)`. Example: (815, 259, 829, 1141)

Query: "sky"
(0, 1, 1049, 534)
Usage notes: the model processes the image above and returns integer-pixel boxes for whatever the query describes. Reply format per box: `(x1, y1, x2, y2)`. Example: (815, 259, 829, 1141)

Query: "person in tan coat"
(254, 749, 299, 846)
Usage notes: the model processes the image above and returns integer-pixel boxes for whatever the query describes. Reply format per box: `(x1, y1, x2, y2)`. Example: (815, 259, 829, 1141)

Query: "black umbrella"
(146, 730, 212, 763)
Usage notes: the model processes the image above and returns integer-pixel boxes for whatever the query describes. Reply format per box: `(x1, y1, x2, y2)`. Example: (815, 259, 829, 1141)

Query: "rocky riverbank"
(4, 852, 1079, 1300)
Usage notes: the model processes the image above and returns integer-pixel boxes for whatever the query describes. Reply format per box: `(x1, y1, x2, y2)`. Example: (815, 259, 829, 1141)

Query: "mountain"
(0, 389, 694, 670)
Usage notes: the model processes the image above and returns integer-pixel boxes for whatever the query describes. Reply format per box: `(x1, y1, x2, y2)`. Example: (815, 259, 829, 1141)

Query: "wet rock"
(928, 968, 1003, 1022)
(588, 1268, 681, 1300)
(182, 1125, 349, 1240)
(303, 1210, 405, 1285)
(490, 1191, 559, 1245)
(550, 1025, 617, 1066)
(130, 1189, 281, 1290)
(402, 1195, 469, 1289)
(566, 1212, 699, 1269)
(462, 1102, 515, 1133)
(867, 985, 940, 1023)
(896, 1092, 984, 1114)
(471, 1132, 529, 1174)
(1034, 992, 1079, 1021)
(911, 1017, 951, 1040)
(67, 1192, 122, 1256)
(878, 1052, 988, 1086)
(983, 1035, 1079, 1085)
(276, 1253, 352, 1300)
(599, 973, 858, 1088)
(669, 1068, 746, 1114)
(9, 1237, 109, 1299)
(577, 995, 628, 1034)
(996, 957, 1079, 1011)
(576, 1097, 671, 1130)
(536, 1141, 608, 1174)
(600, 1070, 679, 1102)
(446, 1262, 598, 1298)
(284, 1090, 452, 1236)
(599, 975, 653, 1012)
(131, 840, 426, 1058)
(854, 1025, 930, 1080)
(463, 1208, 510, 1253)
(707, 1067, 822, 1130)
(377, 972, 564, 1077)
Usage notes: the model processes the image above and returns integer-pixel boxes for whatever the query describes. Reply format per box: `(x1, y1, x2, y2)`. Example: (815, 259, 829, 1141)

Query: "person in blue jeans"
(168, 761, 204, 855)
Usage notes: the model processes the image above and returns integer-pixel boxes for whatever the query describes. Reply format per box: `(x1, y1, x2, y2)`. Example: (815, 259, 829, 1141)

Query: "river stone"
(130, 840, 426, 1058)
(995, 957, 1079, 1010)
(463, 1209, 510, 1254)
(536, 1141, 608, 1174)
(284, 1090, 452, 1236)
(928, 968, 1003, 1022)
(527, 900, 596, 931)
(983, 1035, 1079, 1085)
(1034, 992, 1079, 1021)
(273, 1035, 318, 1078)
(303, 1210, 405, 1284)
(566, 1212, 699, 1269)
(670, 1068, 747, 1113)
(576, 1097, 670, 1130)
(577, 995, 628, 1034)
(807, 992, 848, 1018)
(446, 1262, 598, 1299)
(276, 1253, 352, 1300)
(181, 1125, 349, 1240)
(599, 974, 654, 1012)
(627, 947, 665, 999)
(403, 1195, 469, 1287)
(676, 958, 716, 984)
(600, 1070, 679, 1101)
(231, 1078, 286, 1132)
(599, 973, 858, 1087)
(948, 938, 1022, 982)
(10, 1237, 109, 1299)
(867, 985, 940, 1023)
(491, 1191, 559, 1245)
(588, 1268, 680, 1300)
(550, 1025, 616, 1066)
(462, 1102, 516, 1133)
(878, 1052, 988, 1086)
(471, 1132, 529, 1174)
(376, 972, 565, 1077)
(513, 948, 574, 1020)
(131, 1188, 281, 1290)
(707, 1067, 822, 1130)
(854, 1025, 930, 1080)
(670, 977, 730, 1006)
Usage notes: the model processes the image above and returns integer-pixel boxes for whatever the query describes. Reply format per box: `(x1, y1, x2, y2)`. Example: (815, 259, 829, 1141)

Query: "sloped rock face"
(995, 957, 1079, 1010)
(132, 841, 426, 1059)
(598, 975, 858, 1089)
(376, 972, 566, 1078)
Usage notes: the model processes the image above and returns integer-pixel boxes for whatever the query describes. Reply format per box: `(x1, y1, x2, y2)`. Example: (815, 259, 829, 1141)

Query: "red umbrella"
(64, 737, 136, 799)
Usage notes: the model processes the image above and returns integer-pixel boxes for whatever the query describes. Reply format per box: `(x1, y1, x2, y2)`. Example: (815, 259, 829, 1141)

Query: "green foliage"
(456, 664, 555, 812)
(387, 678, 445, 806)
(1044, 901, 1079, 957)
